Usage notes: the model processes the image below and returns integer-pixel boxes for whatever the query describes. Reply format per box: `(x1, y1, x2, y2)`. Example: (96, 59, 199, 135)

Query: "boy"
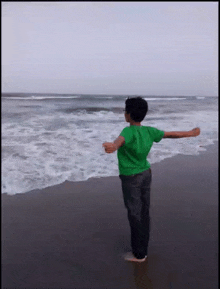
(102, 97, 200, 263)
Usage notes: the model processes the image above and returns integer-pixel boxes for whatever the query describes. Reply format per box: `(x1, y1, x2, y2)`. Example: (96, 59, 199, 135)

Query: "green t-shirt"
(117, 125, 164, 176)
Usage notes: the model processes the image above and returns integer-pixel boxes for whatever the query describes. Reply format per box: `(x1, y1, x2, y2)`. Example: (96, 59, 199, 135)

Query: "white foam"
(3, 95, 81, 100)
(94, 96, 114, 99)
(2, 107, 218, 195)
(144, 97, 187, 101)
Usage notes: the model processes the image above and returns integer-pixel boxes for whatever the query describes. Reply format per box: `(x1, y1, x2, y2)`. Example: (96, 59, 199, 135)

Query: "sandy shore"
(2, 142, 218, 289)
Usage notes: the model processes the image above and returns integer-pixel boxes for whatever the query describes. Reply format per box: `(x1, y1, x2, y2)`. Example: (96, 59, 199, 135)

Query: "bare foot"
(124, 252, 147, 263)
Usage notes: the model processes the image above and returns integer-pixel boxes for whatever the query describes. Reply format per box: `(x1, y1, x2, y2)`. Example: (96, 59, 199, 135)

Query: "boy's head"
(125, 97, 148, 122)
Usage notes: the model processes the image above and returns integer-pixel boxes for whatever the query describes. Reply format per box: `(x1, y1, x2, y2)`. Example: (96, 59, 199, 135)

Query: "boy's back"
(118, 125, 164, 176)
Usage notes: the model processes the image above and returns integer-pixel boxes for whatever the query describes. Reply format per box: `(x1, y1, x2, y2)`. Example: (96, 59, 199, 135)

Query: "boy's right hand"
(190, 127, 200, 137)
(102, 142, 117, 153)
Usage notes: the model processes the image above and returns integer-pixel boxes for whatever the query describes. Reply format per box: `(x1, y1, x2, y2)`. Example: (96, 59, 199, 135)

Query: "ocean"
(2, 93, 218, 195)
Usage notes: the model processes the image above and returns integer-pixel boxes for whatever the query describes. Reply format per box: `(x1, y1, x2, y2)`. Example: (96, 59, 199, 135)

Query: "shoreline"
(2, 141, 218, 289)
(2, 141, 218, 197)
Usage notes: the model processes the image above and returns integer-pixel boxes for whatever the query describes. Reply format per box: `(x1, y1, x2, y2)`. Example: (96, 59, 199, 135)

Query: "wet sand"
(2, 142, 218, 289)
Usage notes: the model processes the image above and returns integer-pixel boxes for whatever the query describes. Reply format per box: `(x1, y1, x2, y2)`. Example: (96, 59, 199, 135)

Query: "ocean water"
(2, 93, 218, 195)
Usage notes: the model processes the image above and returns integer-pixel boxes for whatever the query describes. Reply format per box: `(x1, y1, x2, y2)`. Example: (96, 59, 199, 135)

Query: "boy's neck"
(129, 121, 141, 126)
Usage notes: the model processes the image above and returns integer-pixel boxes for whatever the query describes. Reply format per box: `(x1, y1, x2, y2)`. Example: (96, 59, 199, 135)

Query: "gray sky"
(2, 2, 218, 96)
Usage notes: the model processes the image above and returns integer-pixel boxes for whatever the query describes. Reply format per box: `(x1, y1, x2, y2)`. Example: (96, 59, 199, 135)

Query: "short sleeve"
(119, 127, 133, 144)
(148, 127, 164, 143)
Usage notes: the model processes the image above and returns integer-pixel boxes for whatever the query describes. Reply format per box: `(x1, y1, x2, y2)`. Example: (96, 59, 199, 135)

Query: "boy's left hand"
(102, 142, 117, 153)
(191, 127, 200, 137)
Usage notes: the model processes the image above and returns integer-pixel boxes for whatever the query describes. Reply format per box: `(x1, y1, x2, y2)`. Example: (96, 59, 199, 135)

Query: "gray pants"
(119, 169, 152, 259)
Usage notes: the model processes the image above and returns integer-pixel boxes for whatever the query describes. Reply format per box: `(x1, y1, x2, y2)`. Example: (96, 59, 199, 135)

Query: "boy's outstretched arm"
(163, 127, 200, 138)
(102, 136, 125, 153)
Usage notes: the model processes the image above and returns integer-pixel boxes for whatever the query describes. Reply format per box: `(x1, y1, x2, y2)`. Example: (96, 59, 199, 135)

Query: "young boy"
(102, 97, 200, 263)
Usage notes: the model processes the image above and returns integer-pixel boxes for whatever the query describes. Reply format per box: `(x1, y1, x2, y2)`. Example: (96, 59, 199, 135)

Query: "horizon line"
(1, 92, 218, 97)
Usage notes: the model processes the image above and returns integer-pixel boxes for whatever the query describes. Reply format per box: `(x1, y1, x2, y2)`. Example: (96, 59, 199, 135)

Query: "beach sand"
(2, 142, 218, 289)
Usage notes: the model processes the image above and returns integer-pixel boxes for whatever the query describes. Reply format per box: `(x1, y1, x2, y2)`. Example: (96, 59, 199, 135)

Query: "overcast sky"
(2, 2, 218, 96)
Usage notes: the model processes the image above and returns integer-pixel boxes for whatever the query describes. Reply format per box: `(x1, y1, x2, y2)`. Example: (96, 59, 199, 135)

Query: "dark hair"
(125, 97, 148, 122)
